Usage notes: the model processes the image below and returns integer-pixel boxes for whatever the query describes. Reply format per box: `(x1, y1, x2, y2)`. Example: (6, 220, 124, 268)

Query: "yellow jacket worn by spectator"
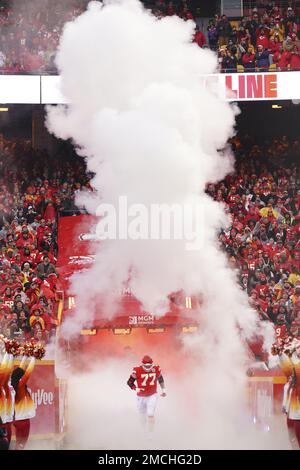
(259, 206, 279, 219)
(288, 273, 300, 286)
(270, 26, 285, 42)
(291, 293, 300, 305)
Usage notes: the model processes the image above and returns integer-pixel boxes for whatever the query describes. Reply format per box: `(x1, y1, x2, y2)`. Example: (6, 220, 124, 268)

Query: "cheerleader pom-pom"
(5, 339, 20, 356)
(23, 340, 36, 357)
(33, 343, 46, 360)
(18, 346, 25, 356)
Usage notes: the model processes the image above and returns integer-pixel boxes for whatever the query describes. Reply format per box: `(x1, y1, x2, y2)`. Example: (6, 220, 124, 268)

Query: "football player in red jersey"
(127, 355, 166, 436)
(274, 314, 289, 340)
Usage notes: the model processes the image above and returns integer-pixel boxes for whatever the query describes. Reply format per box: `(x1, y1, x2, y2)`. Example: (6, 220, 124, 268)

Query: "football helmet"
(142, 355, 153, 371)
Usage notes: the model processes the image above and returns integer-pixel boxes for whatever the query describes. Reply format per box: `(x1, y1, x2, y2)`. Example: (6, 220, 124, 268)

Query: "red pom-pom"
(33, 343, 46, 360)
(23, 339, 36, 357)
(4, 339, 20, 356)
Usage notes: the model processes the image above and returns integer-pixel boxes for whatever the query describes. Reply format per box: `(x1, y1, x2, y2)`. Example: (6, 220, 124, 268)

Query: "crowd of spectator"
(207, 135, 300, 340)
(147, 2, 300, 73)
(0, 0, 87, 73)
(0, 1, 300, 74)
(0, 0, 299, 347)
(0, 135, 90, 343)
(213, 6, 300, 72)
(1, 131, 299, 346)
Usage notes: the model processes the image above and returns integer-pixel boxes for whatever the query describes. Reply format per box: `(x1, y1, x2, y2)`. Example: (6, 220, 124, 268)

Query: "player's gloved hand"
(161, 391, 167, 397)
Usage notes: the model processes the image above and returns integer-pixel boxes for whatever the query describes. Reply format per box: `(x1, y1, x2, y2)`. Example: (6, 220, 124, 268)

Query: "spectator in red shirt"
(290, 44, 300, 70)
(194, 27, 206, 48)
(242, 48, 255, 70)
(256, 28, 269, 50)
(273, 45, 291, 70)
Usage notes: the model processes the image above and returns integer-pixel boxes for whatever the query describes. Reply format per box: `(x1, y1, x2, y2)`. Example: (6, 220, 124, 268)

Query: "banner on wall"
(0, 72, 300, 104)
(0, 75, 40, 103)
(15, 360, 57, 437)
(209, 71, 300, 101)
(19, 360, 67, 438)
(41, 72, 300, 103)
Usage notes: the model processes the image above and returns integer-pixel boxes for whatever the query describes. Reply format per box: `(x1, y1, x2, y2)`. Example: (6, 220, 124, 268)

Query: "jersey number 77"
(141, 373, 156, 386)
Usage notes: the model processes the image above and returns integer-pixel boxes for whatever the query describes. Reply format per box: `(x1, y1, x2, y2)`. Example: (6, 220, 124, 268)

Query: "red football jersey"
(274, 324, 288, 340)
(132, 365, 161, 397)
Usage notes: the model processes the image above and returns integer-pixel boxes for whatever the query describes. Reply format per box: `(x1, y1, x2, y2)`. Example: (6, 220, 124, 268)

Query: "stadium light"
(80, 329, 97, 335)
(147, 327, 165, 334)
(182, 326, 198, 333)
(272, 104, 282, 109)
(112, 328, 131, 335)
(0, 107, 8, 112)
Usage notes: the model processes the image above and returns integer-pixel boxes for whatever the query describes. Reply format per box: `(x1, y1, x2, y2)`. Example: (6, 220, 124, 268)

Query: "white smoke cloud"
(64, 358, 290, 450)
(46, 0, 277, 449)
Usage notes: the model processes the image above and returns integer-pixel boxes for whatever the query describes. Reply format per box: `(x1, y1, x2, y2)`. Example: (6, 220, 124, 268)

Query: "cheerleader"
(11, 355, 37, 450)
(0, 351, 9, 450)
(0, 340, 15, 450)
(0, 336, 45, 450)
(272, 338, 300, 449)
(2, 352, 15, 445)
